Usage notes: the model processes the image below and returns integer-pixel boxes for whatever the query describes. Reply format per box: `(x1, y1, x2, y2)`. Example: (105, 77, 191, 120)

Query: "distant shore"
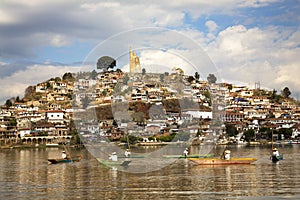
(1, 140, 295, 149)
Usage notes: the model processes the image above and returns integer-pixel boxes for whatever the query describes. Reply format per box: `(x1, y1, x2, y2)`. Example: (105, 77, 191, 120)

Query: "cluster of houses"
(1, 69, 300, 147)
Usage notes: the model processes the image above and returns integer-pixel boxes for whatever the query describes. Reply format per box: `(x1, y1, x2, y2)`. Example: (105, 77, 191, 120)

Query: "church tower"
(129, 47, 141, 73)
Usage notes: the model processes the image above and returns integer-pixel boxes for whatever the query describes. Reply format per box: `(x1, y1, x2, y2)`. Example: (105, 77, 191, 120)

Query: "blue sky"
(0, 0, 299, 103)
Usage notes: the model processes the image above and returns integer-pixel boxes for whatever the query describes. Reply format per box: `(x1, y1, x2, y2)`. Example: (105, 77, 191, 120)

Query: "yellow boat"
(189, 157, 257, 165)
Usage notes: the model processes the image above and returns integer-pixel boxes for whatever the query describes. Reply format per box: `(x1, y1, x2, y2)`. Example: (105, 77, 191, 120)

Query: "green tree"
(194, 72, 200, 80)
(9, 118, 17, 127)
(97, 56, 116, 70)
(243, 129, 255, 142)
(270, 89, 281, 103)
(160, 74, 165, 82)
(15, 96, 20, 102)
(90, 70, 98, 80)
(24, 85, 35, 99)
(5, 99, 12, 108)
(278, 128, 292, 140)
(225, 123, 238, 137)
(187, 76, 195, 83)
(62, 72, 74, 81)
(282, 87, 291, 98)
(54, 77, 61, 82)
(207, 74, 217, 84)
(227, 84, 233, 92)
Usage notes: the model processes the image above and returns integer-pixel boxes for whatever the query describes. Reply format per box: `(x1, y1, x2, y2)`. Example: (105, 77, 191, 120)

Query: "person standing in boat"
(62, 151, 68, 159)
(109, 152, 118, 161)
(272, 148, 279, 157)
(124, 149, 131, 158)
(221, 149, 231, 160)
(183, 148, 189, 158)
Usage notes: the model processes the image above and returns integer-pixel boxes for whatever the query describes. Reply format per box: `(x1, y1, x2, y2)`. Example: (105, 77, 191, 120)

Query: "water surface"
(0, 145, 299, 199)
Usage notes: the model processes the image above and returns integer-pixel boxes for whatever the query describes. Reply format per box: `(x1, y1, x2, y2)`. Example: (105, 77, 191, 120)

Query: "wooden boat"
(188, 157, 257, 165)
(163, 154, 214, 159)
(48, 156, 81, 164)
(98, 159, 131, 167)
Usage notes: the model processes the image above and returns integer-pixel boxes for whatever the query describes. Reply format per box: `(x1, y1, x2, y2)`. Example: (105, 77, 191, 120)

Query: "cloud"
(0, 0, 285, 60)
(0, 62, 85, 104)
(206, 24, 300, 96)
(0, 0, 299, 101)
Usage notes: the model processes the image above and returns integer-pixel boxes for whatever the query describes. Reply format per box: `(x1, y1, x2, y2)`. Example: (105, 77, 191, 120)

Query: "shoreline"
(1, 140, 294, 149)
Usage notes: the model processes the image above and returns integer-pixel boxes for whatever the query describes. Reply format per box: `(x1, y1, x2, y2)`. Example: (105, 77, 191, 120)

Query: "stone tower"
(129, 47, 141, 73)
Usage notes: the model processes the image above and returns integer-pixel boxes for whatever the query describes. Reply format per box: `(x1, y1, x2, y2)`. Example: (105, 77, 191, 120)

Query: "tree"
(142, 68, 146, 75)
(243, 129, 255, 142)
(97, 56, 116, 71)
(54, 77, 61, 82)
(225, 123, 238, 137)
(227, 84, 233, 92)
(187, 76, 195, 83)
(90, 70, 98, 80)
(160, 74, 165, 82)
(207, 74, 217, 84)
(24, 85, 35, 99)
(15, 96, 20, 102)
(278, 128, 292, 140)
(270, 89, 281, 103)
(62, 72, 74, 81)
(5, 99, 13, 108)
(282, 87, 291, 98)
(194, 72, 200, 80)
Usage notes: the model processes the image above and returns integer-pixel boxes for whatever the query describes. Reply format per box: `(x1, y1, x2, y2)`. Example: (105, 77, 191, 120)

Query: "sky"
(0, 0, 300, 104)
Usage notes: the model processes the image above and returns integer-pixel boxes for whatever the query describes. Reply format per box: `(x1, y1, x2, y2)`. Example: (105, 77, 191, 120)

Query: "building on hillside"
(46, 110, 65, 123)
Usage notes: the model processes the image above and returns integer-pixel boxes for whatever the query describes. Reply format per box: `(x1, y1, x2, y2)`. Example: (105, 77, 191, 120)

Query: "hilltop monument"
(129, 47, 141, 73)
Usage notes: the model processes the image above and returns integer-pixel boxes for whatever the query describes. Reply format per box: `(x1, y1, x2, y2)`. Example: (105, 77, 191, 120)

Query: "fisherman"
(221, 149, 231, 160)
(183, 148, 189, 158)
(109, 152, 118, 161)
(124, 149, 131, 158)
(272, 148, 279, 157)
(62, 151, 68, 159)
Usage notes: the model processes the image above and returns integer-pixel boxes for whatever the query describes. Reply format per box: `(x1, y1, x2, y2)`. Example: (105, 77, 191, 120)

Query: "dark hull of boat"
(163, 154, 214, 159)
(48, 156, 81, 164)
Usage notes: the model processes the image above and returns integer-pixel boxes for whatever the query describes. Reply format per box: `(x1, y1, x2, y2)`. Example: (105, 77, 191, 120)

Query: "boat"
(188, 157, 257, 165)
(48, 156, 81, 164)
(98, 159, 131, 167)
(163, 154, 214, 159)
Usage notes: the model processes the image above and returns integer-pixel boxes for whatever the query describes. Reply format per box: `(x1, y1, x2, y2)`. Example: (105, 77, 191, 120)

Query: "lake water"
(0, 144, 299, 200)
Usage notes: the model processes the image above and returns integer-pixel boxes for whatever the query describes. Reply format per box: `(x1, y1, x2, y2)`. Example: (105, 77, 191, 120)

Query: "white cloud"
(0, 0, 299, 101)
(0, 63, 85, 104)
(206, 24, 300, 96)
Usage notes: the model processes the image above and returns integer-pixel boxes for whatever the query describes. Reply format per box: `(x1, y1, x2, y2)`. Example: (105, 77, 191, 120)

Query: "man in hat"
(124, 149, 131, 158)
(62, 151, 68, 159)
(272, 148, 279, 157)
(109, 152, 118, 161)
(183, 148, 189, 158)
